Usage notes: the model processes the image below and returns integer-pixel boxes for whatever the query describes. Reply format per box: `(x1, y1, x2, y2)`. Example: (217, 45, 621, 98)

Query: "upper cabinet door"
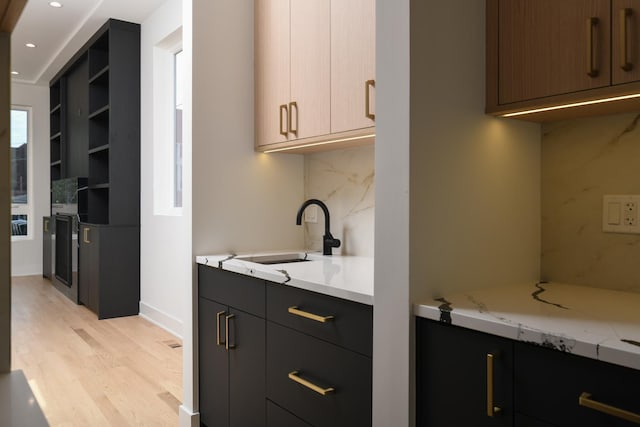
(290, 0, 330, 140)
(612, 0, 640, 84)
(498, 0, 611, 104)
(255, 0, 291, 148)
(330, 0, 376, 133)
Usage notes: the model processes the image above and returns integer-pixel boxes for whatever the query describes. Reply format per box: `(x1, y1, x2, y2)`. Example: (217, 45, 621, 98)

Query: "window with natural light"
(11, 108, 30, 237)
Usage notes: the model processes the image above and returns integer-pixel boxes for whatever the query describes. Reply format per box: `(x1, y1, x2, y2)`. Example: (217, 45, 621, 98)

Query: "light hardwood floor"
(11, 276, 182, 427)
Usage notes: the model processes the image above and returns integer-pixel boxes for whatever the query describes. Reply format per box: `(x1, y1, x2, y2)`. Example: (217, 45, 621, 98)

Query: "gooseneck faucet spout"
(296, 199, 341, 256)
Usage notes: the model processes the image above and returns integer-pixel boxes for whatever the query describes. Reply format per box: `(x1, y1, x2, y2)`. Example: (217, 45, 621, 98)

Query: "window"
(11, 108, 30, 237)
(174, 50, 183, 208)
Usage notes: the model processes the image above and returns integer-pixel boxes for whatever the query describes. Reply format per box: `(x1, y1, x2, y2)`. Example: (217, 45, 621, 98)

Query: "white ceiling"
(11, 0, 166, 85)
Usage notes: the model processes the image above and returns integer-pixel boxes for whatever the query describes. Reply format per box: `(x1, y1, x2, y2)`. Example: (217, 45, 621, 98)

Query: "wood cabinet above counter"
(255, 0, 375, 153)
(486, 0, 640, 122)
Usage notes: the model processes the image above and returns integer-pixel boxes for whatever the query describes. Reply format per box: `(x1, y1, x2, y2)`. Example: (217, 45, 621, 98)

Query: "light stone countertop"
(196, 251, 374, 305)
(414, 282, 640, 370)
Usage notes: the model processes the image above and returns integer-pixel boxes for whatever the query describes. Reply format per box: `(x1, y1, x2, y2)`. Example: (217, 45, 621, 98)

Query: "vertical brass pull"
(365, 79, 375, 120)
(487, 353, 502, 417)
(225, 314, 235, 350)
(216, 311, 225, 346)
(83, 227, 90, 244)
(579, 392, 640, 423)
(44, 220, 49, 233)
(288, 101, 298, 136)
(586, 17, 599, 77)
(620, 9, 633, 71)
(279, 104, 288, 136)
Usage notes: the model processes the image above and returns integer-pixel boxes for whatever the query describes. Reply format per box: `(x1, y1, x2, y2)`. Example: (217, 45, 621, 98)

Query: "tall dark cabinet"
(48, 19, 140, 319)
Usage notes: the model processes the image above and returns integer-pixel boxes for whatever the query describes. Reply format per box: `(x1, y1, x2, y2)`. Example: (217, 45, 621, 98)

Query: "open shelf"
(50, 104, 61, 114)
(50, 132, 62, 140)
(89, 109, 109, 149)
(89, 148, 109, 187)
(87, 188, 109, 224)
(89, 32, 109, 78)
(89, 70, 109, 114)
(88, 144, 110, 155)
(50, 160, 62, 167)
(88, 105, 110, 120)
(89, 65, 109, 84)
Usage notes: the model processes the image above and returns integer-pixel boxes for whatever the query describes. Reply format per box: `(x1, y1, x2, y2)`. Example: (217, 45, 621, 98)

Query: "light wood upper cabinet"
(290, 0, 330, 140)
(487, 0, 640, 121)
(255, 0, 290, 146)
(612, 0, 640, 84)
(331, 0, 376, 133)
(498, 0, 611, 105)
(255, 0, 375, 152)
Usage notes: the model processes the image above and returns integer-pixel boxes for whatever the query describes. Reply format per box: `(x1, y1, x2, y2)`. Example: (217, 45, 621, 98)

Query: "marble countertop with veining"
(196, 251, 374, 305)
(414, 282, 640, 370)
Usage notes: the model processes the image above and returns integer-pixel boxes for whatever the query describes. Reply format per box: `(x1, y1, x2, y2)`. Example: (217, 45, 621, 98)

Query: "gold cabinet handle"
(83, 227, 90, 244)
(288, 101, 298, 136)
(287, 306, 334, 323)
(365, 79, 375, 120)
(620, 8, 633, 71)
(486, 353, 502, 417)
(44, 219, 49, 233)
(225, 314, 235, 350)
(288, 371, 335, 396)
(586, 17, 599, 77)
(216, 311, 225, 346)
(279, 104, 288, 136)
(579, 392, 640, 424)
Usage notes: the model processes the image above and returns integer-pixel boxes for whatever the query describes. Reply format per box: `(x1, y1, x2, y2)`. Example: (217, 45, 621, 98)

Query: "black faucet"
(296, 199, 341, 256)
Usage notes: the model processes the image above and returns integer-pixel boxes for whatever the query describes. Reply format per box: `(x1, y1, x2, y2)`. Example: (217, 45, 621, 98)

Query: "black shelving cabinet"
(48, 19, 140, 319)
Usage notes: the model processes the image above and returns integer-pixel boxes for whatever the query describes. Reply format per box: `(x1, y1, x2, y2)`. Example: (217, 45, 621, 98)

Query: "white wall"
(183, 0, 304, 424)
(374, 0, 541, 425)
(10, 82, 49, 276)
(140, 0, 186, 338)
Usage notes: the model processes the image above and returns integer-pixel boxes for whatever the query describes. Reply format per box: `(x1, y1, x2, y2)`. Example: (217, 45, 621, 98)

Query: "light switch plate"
(304, 205, 318, 223)
(603, 195, 640, 234)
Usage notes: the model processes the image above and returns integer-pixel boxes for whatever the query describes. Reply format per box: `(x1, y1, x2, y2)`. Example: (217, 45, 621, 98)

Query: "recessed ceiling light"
(25, 43, 36, 48)
(11, 71, 19, 75)
(49, 1, 63, 7)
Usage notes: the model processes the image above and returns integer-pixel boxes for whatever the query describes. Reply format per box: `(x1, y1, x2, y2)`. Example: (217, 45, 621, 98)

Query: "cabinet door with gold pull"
(497, 0, 610, 104)
(255, 0, 291, 147)
(330, 0, 376, 133)
(416, 318, 513, 427)
(612, 0, 640, 84)
(515, 341, 640, 427)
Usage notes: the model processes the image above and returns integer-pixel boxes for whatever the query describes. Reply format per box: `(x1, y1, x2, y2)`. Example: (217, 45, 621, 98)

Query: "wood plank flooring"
(11, 276, 182, 427)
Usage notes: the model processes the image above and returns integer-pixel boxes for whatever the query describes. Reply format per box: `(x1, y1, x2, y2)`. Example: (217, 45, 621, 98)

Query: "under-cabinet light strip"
(501, 93, 640, 117)
(263, 133, 376, 153)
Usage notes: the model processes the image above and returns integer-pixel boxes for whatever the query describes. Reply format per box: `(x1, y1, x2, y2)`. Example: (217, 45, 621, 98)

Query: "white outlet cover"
(603, 195, 640, 234)
(304, 205, 318, 223)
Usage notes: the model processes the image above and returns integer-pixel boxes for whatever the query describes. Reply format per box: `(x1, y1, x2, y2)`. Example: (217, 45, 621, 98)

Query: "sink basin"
(235, 253, 315, 265)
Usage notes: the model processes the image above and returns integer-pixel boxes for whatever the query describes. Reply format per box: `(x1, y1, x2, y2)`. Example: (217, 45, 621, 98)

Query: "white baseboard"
(139, 301, 183, 339)
(10, 266, 42, 277)
(179, 405, 200, 427)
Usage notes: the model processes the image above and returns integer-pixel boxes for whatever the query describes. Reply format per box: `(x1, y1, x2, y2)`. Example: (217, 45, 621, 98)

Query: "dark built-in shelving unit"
(48, 19, 141, 319)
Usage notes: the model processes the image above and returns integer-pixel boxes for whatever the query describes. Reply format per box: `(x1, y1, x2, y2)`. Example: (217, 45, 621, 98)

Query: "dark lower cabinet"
(514, 342, 640, 427)
(198, 266, 373, 427)
(78, 223, 140, 319)
(198, 266, 266, 427)
(417, 318, 640, 427)
(416, 318, 513, 427)
(266, 400, 311, 427)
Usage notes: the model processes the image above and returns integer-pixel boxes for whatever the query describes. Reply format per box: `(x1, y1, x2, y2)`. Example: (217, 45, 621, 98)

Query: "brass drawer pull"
(83, 227, 91, 244)
(287, 306, 334, 323)
(288, 101, 298, 136)
(579, 392, 640, 424)
(279, 104, 288, 136)
(620, 8, 633, 71)
(44, 219, 49, 233)
(486, 353, 502, 417)
(225, 314, 235, 350)
(586, 17, 599, 77)
(216, 311, 225, 346)
(288, 371, 334, 396)
(365, 79, 375, 120)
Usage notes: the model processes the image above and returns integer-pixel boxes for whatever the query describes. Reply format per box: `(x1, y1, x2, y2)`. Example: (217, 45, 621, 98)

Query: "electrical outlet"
(603, 195, 640, 234)
(624, 201, 637, 226)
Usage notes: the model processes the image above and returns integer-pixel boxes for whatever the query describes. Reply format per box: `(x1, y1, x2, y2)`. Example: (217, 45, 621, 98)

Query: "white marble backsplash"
(542, 112, 640, 293)
(303, 145, 374, 257)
